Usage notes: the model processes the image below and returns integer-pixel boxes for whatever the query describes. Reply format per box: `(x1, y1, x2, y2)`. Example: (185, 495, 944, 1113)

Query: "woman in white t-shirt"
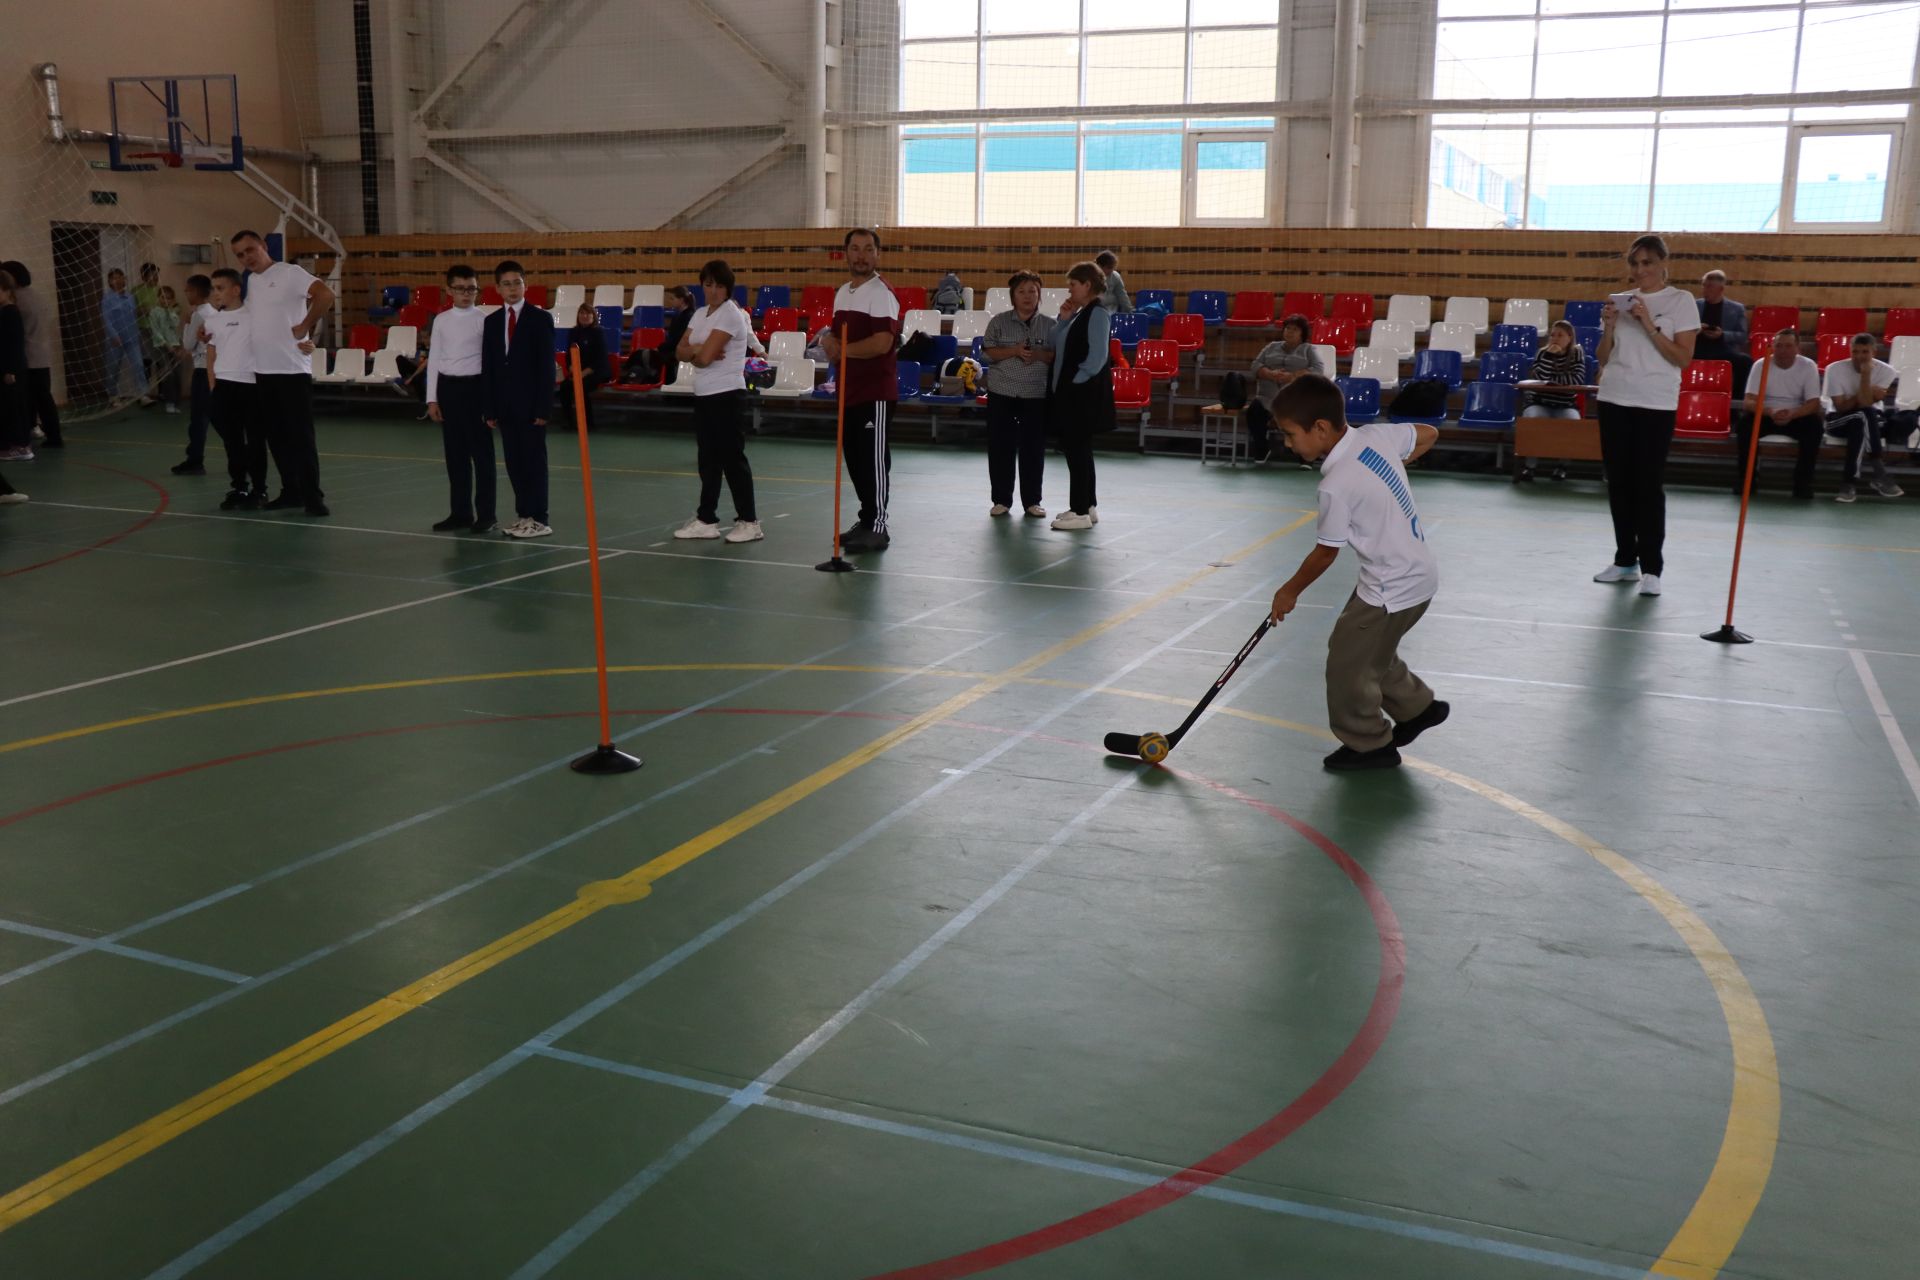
(1592, 233, 1699, 598)
(672, 259, 761, 543)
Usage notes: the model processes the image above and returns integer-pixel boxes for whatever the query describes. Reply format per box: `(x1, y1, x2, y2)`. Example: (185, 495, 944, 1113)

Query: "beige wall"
(0, 0, 305, 399)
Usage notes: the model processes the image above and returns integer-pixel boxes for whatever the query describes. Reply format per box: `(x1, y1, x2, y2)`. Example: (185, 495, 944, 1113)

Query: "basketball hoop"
(126, 150, 184, 168)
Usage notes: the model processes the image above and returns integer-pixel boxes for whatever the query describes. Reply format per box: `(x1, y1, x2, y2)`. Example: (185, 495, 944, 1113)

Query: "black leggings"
(986, 393, 1046, 509)
(1597, 402, 1676, 577)
(694, 390, 756, 523)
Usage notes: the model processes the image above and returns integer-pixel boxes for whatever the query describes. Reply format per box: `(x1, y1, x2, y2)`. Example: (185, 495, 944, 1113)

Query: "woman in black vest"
(1047, 261, 1114, 531)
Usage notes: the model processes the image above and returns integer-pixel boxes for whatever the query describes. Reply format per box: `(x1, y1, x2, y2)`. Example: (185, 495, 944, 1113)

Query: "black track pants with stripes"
(844, 399, 892, 532)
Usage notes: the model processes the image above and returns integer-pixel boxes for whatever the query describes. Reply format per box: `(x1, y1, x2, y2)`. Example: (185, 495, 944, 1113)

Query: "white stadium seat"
(762, 359, 817, 398)
(1368, 319, 1415, 360)
(1386, 293, 1431, 334)
(1444, 296, 1490, 335)
(1350, 346, 1401, 391)
(591, 284, 626, 310)
(1429, 322, 1479, 364)
(1504, 298, 1548, 333)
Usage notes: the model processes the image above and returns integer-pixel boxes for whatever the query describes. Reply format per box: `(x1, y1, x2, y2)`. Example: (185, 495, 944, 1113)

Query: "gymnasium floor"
(0, 407, 1914, 1279)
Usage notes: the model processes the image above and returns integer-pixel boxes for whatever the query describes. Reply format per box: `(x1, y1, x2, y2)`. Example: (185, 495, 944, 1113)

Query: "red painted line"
(0, 463, 170, 578)
(867, 773, 1405, 1280)
(9, 704, 1402, 1277)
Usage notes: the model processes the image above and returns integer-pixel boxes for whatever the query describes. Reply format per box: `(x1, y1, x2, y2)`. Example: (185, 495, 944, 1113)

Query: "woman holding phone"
(1592, 233, 1698, 598)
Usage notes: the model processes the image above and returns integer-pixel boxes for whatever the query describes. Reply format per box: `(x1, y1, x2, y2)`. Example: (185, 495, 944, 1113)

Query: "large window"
(1429, 0, 1917, 230)
(897, 0, 1280, 225)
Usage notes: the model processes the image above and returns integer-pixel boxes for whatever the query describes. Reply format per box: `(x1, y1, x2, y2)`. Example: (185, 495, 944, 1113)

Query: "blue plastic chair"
(595, 305, 624, 334)
(969, 336, 985, 362)
(1460, 381, 1518, 428)
(1336, 376, 1381, 424)
(896, 361, 923, 399)
(1585, 355, 1600, 385)
(635, 305, 665, 330)
(552, 325, 573, 354)
(757, 284, 790, 312)
(685, 284, 704, 306)
(1491, 324, 1539, 357)
(1564, 300, 1605, 329)
(1111, 312, 1149, 351)
(1574, 326, 1603, 358)
(381, 285, 410, 309)
(1187, 290, 1228, 326)
(732, 285, 749, 307)
(1134, 289, 1174, 314)
(1412, 349, 1463, 389)
(1479, 351, 1527, 384)
(599, 325, 622, 362)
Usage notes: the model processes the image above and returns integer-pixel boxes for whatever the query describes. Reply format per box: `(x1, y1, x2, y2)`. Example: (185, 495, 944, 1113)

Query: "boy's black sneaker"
(304, 501, 331, 518)
(432, 515, 470, 531)
(1323, 744, 1402, 772)
(262, 492, 300, 510)
(1391, 699, 1450, 749)
(219, 489, 249, 510)
(847, 529, 890, 552)
(171, 459, 206, 476)
(470, 518, 497, 535)
(240, 489, 267, 509)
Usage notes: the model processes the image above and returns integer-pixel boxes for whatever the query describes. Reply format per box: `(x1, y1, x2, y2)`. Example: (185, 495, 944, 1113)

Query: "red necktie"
(506, 306, 517, 348)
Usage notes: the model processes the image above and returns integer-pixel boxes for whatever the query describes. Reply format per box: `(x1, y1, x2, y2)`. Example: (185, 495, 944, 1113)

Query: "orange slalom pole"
(567, 346, 642, 772)
(1703, 354, 1770, 645)
(815, 323, 856, 573)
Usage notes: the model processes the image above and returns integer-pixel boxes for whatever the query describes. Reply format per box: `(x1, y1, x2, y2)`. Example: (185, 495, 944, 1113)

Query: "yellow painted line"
(0, 518, 1310, 1233)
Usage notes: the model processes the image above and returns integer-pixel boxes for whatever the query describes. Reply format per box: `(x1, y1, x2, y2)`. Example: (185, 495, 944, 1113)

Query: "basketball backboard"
(107, 74, 242, 172)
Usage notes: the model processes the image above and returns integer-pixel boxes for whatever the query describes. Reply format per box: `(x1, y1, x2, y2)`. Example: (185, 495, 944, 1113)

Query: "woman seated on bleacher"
(1522, 321, 1586, 420)
(563, 302, 612, 430)
(1248, 312, 1324, 460)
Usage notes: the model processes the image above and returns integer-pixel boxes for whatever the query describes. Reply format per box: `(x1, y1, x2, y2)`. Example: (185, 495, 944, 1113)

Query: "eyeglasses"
(449, 284, 479, 294)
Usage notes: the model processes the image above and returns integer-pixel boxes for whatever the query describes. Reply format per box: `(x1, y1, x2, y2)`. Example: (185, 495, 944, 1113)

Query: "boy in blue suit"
(482, 260, 556, 538)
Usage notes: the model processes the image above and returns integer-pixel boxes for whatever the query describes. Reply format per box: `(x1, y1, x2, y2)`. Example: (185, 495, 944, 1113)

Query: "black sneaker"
(469, 518, 498, 535)
(1390, 699, 1450, 749)
(432, 515, 470, 531)
(240, 489, 267, 509)
(304, 501, 331, 517)
(219, 489, 249, 510)
(848, 529, 890, 552)
(1323, 744, 1402, 772)
(171, 459, 206, 476)
(262, 493, 300, 510)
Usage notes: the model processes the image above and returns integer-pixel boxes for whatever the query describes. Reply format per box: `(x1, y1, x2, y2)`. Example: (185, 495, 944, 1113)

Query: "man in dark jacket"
(482, 260, 557, 538)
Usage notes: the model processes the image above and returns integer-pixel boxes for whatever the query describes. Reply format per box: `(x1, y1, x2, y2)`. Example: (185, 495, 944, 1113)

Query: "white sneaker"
(513, 520, 553, 539)
(1593, 563, 1640, 583)
(1638, 573, 1663, 597)
(1872, 479, 1906, 498)
(0, 492, 27, 504)
(724, 520, 764, 543)
(673, 517, 723, 540)
(1089, 507, 1100, 524)
(164, 403, 180, 415)
(500, 517, 530, 537)
(30, 425, 45, 441)
(1024, 505, 1046, 518)
(989, 503, 1011, 517)
(1051, 511, 1094, 531)
(0, 447, 33, 462)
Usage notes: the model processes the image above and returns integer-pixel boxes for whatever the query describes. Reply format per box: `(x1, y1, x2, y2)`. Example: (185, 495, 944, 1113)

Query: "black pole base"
(571, 743, 644, 774)
(1701, 625, 1755, 645)
(815, 556, 857, 573)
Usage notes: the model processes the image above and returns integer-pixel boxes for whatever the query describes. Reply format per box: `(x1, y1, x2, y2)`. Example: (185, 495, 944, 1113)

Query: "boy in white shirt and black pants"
(425, 264, 496, 533)
(230, 229, 333, 517)
(204, 268, 266, 508)
(1266, 375, 1449, 772)
(174, 274, 217, 475)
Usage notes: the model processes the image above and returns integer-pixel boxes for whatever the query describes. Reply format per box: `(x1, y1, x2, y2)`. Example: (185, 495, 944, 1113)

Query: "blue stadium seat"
(1491, 324, 1539, 357)
(369, 283, 408, 320)
(1479, 351, 1527, 384)
(1585, 355, 1600, 384)
(1411, 349, 1463, 389)
(757, 285, 790, 312)
(686, 284, 704, 306)
(1460, 381, 1518, 429)
(1134, 288, 1174, 314)
(896, 361, 923, 399)
(925, 334, 958, 366)
(1112, 312, 1149, 350)
(1574, 326, 1603, 358)
(635, 305, 665, 329)
(595, 305, 624, 334)
(552, 325, 573, 353)
(1564, 300, 1605, 329)
(732, 285, 748, 306)
(1187, 290, 1228, 325)
(1336, 376, 1381, 424)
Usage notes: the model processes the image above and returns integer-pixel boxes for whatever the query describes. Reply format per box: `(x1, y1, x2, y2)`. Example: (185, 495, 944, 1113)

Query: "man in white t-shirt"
(231, 229, 334, 516)
(1823, 332, 1905, 503)
(204, 268, 267, 508)
(1266, 374, 1447, 773)
(671, 260, 761, 544)
(1734, 328, 1825, 499)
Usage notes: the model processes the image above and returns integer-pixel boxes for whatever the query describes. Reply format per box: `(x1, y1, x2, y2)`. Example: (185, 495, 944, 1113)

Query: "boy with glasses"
(426, 265, 497, 533)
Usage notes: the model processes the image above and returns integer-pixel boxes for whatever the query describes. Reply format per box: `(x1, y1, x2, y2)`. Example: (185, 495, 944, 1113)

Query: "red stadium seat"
(1675, 390, 1731, 438)
(1161, 313, 1205, 351)
(1749, 331, 1776, 362)
(893, 285, 928, 312)
(1817, 306, 1867, 337)
(1281, 292, 1326, 321)
(413, 285, 443, 311)
(1113, 368, 1152, 409)
(1225, 291, 1276, 328)
(1134, 340, 1179, 380)
(629, 327, 666, 351)
(801, 285, 835, 314)
(1815, 333, 1851, 369)
(347, 323, 382, 354)
(1883, 307, 1920, 341)
(763, 306, 801, 334)
(524, 284, 550, 308)
(1682, 360, 1731, 394)
(1312, 316, 1357, 357)
(481, 285, 503, 306)
(1108, 338, 1129, 370)
(1750, 305, 1799, 339)
(1331, 293, 1375, 329)
(397, 304, 431, 330)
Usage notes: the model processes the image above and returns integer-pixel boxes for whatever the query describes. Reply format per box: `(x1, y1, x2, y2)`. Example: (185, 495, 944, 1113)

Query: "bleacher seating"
(1884, 308, 1920, 342)
(763, 306, 803, 336)
(1890, 335, 1920, 368)
(1368, 319, 1415, 360)
(1444, 296, 1490, 335)
(925, 335, 958, 367)
(634, 305, 665, 329)
(1162, 314, 1205, 352)
(1676, 390, 1732, 438)
(758, 359, 813, 398)
(311, 350, 338, 383)
(1331, 293, 1374, 331)
(1134, 340, 1179, 380)
(1683, 360, 1732, 393)
(398, 303, 431, 330)
(1350, 347, 1400, 390)
(895, 285, 929, 312)
(1428, 322, 1477, 365)
(1310, 344, 1339, 378)
(413, 285, 444, 312)
(1459, 381, 1516, 429)
(326, 348, 367, 382)
(1574, 326, 1603, 358)
(1335, 376, 1380, 424)
(1227, 291, 1276, 328)
(631, 285, 665, 309)
(1041, 287, 1070, 314)
(347, 323, 382, 354)
(1111, 312, 1149, 350)
(1113, 368, 1152, 412)
(1412, 349, 1463, 389)
(983, 287, 1012, 315)
(766, 331, 807, 363)
(526, 285, 552, 308)
(1751, 304, 1799, 337)
(756, 285, 791, 313)
(1504, 298, 1548, 333)
(903, 309, 943, 340)
(370, 285, 408, 319)
(895, 361, 923, 399)
(1817, 306, 1867, 337)
(481, 285, 503, 306)
(1133, 288, 1174, 314)
(1281, 292, 1325, 321)
(951, 311, 991, 343)
(1563, 300, 1604, 329)
(595, 305, 623, 334)
(1386, 294, 1432, 333)
(591, 284, 625, 310)
(801, 284, 835, 314)
(1479, 352, 1527, 384)
(1312, 316, 1357, 358)
(1816, 333, 1851, 369)
(1491, 324, 1539, 358)
(1187, 290, 1228, 325)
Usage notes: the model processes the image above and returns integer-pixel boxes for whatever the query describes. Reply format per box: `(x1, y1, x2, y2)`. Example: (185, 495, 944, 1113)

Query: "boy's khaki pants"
(1327, 591, 1434, 752)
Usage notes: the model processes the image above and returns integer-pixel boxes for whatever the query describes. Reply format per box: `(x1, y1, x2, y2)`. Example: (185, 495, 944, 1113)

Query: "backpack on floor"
(1218, 371, 1250, 411)
(1389, 379, 1450, 420)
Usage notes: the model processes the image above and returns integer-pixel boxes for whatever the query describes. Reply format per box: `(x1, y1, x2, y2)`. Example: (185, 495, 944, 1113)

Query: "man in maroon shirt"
(820, 228, 901, 551)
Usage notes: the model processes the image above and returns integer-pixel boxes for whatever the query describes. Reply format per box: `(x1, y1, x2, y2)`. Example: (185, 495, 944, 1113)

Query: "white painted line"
(1849, 648, 1920, 808)
(0, 553, 623, 710)
(1422, 670, 1843, 716)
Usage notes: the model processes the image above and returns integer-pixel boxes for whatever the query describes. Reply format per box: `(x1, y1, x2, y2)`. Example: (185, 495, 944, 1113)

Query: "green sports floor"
(1, 406, 1914, 1279)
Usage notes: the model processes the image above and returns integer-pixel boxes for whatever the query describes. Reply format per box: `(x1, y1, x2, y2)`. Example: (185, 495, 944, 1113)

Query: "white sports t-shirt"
(1597, 286, 1700, 411)
(245, 260, 320, 376)
(1743, 354, 1822, 413)
(686, 300, 754, 396)
(184, 302, 217, 370)
(206, 306, 257, 384)
(1316, 422, 1439, 613)
(1821, 356, 1898, 413)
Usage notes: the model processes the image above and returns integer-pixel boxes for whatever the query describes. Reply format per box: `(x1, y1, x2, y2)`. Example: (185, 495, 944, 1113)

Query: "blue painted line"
(535, 1046, 1651, 1280)
(0, 918, 250, 985)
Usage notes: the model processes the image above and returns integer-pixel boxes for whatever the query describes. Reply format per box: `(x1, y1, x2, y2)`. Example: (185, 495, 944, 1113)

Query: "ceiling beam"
(420, 146, 558, 232)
